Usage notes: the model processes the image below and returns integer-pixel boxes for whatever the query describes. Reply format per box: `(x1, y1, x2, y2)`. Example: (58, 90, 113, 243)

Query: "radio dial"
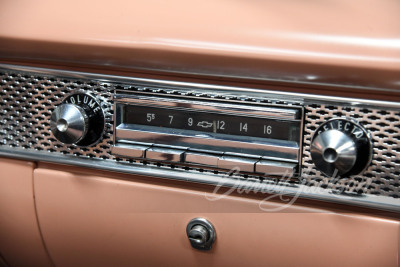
(50, 93, 105, 146)
(310, 118, 372, 177)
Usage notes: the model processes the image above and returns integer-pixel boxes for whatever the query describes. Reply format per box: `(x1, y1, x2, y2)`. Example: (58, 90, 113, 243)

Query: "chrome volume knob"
(50, 93, 105, 146)
(310, 118, 372, 178)
(51, 104, 89, 144)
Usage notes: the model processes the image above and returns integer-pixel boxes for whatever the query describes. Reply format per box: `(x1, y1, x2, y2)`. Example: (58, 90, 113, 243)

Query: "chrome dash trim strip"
(2, 63, 400, 109)
(0, 148, 399, 212)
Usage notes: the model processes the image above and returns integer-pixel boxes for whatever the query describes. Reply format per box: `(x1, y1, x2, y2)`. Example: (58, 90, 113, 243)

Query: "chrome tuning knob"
(310, 118, 373, 178)
(50, 93, 105, 146)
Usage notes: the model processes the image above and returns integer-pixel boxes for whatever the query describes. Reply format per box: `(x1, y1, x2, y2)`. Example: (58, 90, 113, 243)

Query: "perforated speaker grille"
(1, 68, 400, 201)
(302, 105, 400, 198)
(0, 72, 114, 159)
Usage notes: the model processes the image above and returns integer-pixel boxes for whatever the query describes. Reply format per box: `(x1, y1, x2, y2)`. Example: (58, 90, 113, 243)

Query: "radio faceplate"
(112, 92, 303, 176)
(1, 64, 400, 212)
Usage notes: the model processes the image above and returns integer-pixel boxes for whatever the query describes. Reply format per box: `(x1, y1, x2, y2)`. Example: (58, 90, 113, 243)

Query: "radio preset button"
(111, 144, 148, 158)
(145, 148, 185, 162)
(255, 160, 297, 176)
(217, 156, 257, 173)
(184, 152, 221, 166)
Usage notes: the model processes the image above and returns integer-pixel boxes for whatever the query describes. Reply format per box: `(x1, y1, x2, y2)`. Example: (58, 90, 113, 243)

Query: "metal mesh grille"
(302, 105, 400, 198)
(1, 69, 400, 200)
(0, 71, 114, 159)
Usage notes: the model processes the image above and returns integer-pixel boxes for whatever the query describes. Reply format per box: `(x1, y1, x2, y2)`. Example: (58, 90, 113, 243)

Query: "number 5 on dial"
(147, 113, 155, 122)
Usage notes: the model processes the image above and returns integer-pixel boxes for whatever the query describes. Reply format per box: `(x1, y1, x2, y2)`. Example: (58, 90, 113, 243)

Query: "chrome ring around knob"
(310, 118, 373, 178)
(311, 129, 357, 177)
(50, 104, 89, 144)
(186, 218, 216, 250)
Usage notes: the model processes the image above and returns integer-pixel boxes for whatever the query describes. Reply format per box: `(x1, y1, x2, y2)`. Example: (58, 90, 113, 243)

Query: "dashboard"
(0, 0, 400, 266)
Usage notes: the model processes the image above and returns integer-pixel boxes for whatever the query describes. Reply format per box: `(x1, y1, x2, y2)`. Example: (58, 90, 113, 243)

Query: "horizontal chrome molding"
(2, 63, 400, 109)
(1, 61, 398, 95)
(0, 148, 399, 213)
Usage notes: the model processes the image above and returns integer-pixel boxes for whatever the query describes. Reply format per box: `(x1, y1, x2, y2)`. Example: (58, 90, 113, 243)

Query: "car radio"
(0, 64, 399, 211)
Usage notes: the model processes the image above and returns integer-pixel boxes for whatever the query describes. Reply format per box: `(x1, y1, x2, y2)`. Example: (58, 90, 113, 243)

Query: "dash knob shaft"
(310, 118, 372, 178)
(186, 218, 216, 250)
(50, 93, 105, 146)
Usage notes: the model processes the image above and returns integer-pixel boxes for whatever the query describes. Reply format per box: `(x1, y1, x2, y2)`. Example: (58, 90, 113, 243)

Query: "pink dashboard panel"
(34, 165, 399, 267)
(0, 159, 52, 267)
(0, 0, 400, 96)
(1, 0, 400, 266)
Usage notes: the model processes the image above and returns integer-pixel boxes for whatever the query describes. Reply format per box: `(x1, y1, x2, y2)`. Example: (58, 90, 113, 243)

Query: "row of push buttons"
(112, 144, 296, 176)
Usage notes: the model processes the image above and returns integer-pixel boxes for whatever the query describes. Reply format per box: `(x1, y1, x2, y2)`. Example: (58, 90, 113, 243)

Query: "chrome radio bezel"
(112, 91, 304, 177)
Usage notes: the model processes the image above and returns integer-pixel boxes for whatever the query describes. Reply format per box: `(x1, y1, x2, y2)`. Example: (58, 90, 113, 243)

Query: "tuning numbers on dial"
(188, 117, 193, 126)
(146, 113, 155, 122)
(217, 120, 225, 130)
(169, 115, 174, 124)
(239, 122, 248, 132)
(264, 125, 272, 135)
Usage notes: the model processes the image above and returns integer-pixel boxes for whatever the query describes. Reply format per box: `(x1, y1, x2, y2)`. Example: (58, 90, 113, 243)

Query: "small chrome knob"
(188, 225, 210, 246)
(186, 218, 216, 250)
(311, 129, 357, 176)
(50, 104, 89, 144)
(311, 118, 373, 178)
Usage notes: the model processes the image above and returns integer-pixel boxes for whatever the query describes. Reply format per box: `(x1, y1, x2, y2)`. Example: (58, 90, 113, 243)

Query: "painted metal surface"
(0, 0, 399, 91)
(0, 158, 53, 267)
(34, 166, 400, 267)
